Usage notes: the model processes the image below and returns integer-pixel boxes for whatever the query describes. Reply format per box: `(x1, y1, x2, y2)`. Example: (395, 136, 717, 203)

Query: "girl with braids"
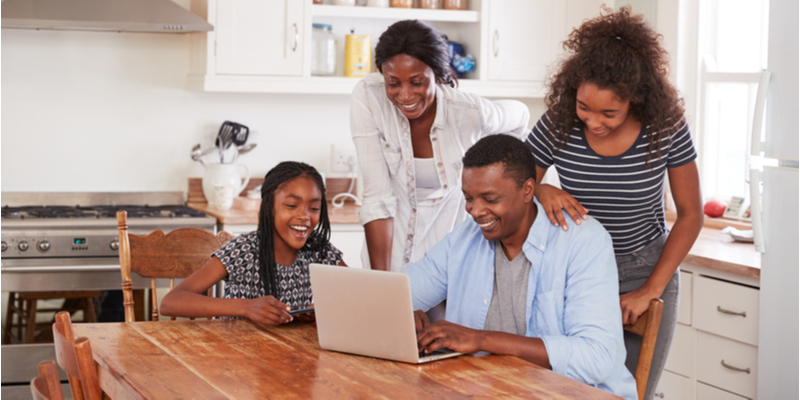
(525, 6, 702, 398)
(161, 162, 344, 324)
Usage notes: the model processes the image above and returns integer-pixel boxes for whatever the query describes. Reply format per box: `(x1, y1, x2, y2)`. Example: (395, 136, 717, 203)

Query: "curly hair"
(463, 134, 537, 187)
(375, 20, 458, 88)
(544, 5, 685, 167)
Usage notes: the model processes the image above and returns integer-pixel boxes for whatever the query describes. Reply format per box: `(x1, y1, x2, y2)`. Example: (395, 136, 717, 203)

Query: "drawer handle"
(721, 360, 751, 374)
(654, 393, 665, 398)
(717, 306, 746, 317)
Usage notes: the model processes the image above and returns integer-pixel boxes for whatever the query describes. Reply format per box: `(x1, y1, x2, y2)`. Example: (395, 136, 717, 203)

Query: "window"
(696, 0, 770, 201)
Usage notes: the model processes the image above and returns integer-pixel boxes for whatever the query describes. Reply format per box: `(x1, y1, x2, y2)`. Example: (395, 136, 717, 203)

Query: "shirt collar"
(525, 198, 550, 253)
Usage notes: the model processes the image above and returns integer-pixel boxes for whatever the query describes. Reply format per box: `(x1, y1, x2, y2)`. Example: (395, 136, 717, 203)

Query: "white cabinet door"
(215, 0, 304, 76)
(330, 224, 365, 270)
(486, 0, 566, 82)
(653, 370, 695, 400)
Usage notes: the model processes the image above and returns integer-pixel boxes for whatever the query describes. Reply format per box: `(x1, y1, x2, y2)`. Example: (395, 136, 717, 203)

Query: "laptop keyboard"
(419, 347, 456, 358)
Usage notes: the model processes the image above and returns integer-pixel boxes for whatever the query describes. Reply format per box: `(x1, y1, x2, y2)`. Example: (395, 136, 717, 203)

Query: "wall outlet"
(331, 143, 357, 174)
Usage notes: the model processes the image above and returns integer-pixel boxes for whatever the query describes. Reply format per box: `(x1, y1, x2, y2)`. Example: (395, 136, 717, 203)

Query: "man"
(403, 134, 637, 400)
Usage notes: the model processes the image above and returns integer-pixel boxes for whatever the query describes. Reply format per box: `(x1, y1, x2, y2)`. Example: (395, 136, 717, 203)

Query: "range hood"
(1, 0, 213, 33)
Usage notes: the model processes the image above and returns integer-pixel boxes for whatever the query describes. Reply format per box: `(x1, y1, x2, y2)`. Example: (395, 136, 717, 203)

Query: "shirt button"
(540, 245, 545, 250)
(408, 234, 414, 239)
(411, 208, 417, 213)
(437, 162, 443, 168)
(443, 184, 448, 189)
(384, 144, 390, 149)
(484, 299, 488, 305)
(432, 137, 437, 142)
(404, 257, 410, 263)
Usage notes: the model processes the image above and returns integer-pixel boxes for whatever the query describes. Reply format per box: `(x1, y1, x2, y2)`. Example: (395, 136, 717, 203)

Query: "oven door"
(0, 257, 171, 396)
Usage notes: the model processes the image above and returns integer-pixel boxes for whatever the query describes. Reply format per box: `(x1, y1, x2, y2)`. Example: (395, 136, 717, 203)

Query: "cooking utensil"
(233, 143, 257, 164)
(191, 144, 204, 165)
(215, 121, 249, 163)
(232, 123, 250, 147)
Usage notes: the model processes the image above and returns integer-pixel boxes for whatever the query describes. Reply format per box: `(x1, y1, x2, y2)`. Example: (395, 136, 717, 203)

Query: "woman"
(350, 20, 530, 289)
(525, 7, 703, 399)
(161, 162, 345, 324)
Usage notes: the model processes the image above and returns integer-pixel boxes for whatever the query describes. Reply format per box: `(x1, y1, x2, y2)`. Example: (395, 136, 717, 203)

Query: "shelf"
(187, 74, 546, 98)
(311, 4, 480, 23)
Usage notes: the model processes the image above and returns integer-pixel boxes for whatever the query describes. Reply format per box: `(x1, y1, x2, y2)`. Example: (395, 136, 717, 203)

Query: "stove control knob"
(18, 241, 29, 251)
(110, 240, 119, 251)
(38, 241, 51, 252)
(1, 242, 7, 252)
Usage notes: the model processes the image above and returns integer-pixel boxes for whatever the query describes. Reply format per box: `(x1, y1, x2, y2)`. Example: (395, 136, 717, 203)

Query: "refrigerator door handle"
(751, 70, 772, 156)
(750, 167, 766, 253)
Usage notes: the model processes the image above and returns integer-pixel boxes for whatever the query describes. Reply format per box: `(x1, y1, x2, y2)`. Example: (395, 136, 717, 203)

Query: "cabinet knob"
(492, 30, 500, 57)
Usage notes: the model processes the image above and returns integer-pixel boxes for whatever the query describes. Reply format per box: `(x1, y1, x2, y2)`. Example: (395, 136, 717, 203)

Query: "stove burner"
(1, 205, 207, 220)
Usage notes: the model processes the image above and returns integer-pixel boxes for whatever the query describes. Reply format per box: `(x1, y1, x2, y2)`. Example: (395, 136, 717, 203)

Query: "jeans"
(616, 235, 679, 400)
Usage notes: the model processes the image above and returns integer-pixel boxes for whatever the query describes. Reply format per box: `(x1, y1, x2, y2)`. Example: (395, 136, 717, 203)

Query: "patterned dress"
(213, 231, 343, 310)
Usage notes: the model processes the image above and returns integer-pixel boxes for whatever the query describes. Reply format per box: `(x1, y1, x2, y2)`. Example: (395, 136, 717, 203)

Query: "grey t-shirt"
(483, 242, 531, 335)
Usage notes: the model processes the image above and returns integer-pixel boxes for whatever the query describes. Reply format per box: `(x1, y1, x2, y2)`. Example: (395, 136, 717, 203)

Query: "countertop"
(187, 200, 361, 225)
(667, 218, 760, 279)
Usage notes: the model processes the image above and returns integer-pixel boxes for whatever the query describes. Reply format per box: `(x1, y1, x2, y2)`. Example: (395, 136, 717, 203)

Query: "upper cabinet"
(214, 0, 304, 76)
(187, 0, 603, 98)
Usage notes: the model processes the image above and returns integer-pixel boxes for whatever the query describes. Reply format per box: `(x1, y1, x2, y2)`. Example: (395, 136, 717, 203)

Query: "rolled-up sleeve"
(350, 80, 398, 225)
(476, 97, 531, 140)
(540, 222, 622, 385)
(402, 231, 451, 312)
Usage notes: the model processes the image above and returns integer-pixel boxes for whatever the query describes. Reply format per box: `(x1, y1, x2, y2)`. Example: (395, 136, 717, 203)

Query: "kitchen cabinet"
(660, 264, 760, 400)
(214, 0, 304, 76)
(187, 0, 602, 97)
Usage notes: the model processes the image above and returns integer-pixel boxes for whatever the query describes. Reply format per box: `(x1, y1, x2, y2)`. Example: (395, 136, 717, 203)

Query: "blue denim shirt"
(402, 199, 637, 400)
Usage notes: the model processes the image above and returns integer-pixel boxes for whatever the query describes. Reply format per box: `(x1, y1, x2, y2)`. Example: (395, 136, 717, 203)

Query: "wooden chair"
(116, 210, 234, 322)
(3, 291, 100, 344)
(53, 312, 102, 400)
(30, 360, 65, 400)
(623, 298, 664, 400)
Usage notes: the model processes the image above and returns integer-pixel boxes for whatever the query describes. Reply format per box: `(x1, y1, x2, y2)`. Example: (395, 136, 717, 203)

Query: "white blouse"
(350, 73, 530, 271)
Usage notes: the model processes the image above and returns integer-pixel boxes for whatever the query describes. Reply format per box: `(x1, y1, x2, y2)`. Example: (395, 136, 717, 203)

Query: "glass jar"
(443, 0, 465, 10)
(311, 24, 337, 76)
(391, 0, 413, 8)
(419, 0, 438, 8)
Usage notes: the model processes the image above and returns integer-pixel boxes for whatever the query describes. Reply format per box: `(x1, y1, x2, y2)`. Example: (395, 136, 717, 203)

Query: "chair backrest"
(52, 312, 102, 400)
(30, 361, 65, 400)
(623, 298, 664, 400)
(116, 210, 235, 322)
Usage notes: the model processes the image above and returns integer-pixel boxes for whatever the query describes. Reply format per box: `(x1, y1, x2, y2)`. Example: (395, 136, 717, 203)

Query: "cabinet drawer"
(692, 275, 759, 345)
(664, 323, 695, 378)
(696, 382, 750, 400)
(696, 331, 758, 399)
(677, 270, 692, 325)
(653, 370, 694, 400)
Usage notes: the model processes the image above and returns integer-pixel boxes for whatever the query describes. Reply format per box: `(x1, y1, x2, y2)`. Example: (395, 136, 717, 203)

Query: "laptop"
(309, 264, 463, 364)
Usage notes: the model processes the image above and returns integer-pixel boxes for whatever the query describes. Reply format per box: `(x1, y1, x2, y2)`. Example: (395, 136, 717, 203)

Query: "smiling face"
(576, 82, 632, 139)
(462, 163, 535, 243)
(381, 53, 437, 121)
(271, 175, 322, 260)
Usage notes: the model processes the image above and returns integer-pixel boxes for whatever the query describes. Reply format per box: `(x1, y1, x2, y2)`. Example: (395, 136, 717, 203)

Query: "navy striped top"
(526, 114, 697, 255)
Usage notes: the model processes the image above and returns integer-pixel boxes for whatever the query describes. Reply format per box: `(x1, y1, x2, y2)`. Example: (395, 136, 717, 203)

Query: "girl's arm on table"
(620, 161, 704, 324)
(160, 257, 293, 325)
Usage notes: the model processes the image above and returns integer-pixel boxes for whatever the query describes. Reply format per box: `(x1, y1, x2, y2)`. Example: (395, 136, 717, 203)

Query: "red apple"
(703, 200, 728, 218)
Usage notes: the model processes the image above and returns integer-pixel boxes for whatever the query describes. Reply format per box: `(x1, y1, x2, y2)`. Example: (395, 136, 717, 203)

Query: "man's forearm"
(479, 331, 551, 369)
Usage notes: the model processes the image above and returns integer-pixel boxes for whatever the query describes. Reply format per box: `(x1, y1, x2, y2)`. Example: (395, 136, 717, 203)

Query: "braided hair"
(544, 5, 685, 168)
(257, 161, 331, 297)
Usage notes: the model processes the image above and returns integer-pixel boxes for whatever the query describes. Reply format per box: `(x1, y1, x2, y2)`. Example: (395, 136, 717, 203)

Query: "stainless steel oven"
(0, 192, 217, 398)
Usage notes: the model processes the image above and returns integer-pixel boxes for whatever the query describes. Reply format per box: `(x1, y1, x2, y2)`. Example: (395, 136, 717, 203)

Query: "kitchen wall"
(1, 27, 545, 194)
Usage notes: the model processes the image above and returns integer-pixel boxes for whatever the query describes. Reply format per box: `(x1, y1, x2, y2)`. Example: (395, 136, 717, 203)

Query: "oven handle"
(1, 265, 120, 272)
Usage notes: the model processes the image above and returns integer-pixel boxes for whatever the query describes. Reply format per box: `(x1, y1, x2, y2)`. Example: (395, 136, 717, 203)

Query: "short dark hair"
(463, 135, 537, 187)
(375, 19, 457, 88)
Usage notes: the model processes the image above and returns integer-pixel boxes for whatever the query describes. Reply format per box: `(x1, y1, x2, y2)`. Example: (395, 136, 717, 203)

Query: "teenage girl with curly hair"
(525, 6, 703, 398)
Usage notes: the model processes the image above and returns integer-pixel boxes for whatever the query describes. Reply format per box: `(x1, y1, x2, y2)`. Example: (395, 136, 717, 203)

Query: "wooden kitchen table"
(73, 319, 621, 399)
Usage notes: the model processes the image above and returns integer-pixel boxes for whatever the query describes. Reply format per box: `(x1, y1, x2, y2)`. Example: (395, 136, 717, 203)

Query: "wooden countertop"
(666, 218, 761, 279)
(187, 200, 361, 225)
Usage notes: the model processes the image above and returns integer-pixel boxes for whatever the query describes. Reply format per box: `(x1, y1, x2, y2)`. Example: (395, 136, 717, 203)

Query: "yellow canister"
(344, 34, 372, 78)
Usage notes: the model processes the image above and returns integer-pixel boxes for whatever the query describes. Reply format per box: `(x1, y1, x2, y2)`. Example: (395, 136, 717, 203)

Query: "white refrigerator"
(753, 0, 799, 398)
